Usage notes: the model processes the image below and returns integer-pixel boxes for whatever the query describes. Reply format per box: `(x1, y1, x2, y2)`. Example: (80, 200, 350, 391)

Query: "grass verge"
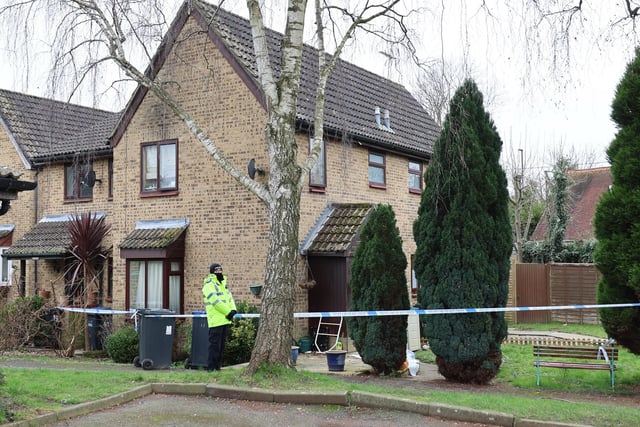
(0, 323, 637, 426)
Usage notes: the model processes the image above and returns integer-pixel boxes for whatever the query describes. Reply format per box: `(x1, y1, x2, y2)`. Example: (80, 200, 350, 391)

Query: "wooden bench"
(533, 344, 618, 389)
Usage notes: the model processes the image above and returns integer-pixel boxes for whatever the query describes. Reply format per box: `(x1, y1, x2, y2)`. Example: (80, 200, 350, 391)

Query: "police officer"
(202, 263, 237, 371)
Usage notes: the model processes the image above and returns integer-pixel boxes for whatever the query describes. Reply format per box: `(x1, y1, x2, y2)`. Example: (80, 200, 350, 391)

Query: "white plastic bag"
(406, 349, 420, 376)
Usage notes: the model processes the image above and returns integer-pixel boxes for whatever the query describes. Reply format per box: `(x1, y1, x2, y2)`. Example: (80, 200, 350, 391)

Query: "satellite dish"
(85, 170, 96, 188)
(247, 158, 265, 179)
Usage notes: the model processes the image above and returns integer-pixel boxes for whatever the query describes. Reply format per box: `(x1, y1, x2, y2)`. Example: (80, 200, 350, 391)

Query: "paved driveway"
(44, 393, 490, 427)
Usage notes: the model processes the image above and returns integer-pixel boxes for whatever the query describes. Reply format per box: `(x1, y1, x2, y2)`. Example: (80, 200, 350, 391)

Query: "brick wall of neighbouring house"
(111, 16, 426, 339)
(30, 159, 115, 305)
(0, 154, 115, 305)
(0, 128, 37, 297)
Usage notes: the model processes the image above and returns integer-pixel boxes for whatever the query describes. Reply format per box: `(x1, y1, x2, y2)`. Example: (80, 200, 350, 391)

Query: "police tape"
(54, 302, 640, 318)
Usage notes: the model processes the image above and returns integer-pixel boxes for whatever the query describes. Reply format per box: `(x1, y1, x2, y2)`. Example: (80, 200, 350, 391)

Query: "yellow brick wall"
(0, 127, 37, 299)
(30, 158, 114, 305)
(112, 16, 270, 314)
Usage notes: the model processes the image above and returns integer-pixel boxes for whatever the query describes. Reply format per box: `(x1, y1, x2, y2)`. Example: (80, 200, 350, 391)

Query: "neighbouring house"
(1, 1, 438, 342)
(0, 89, 118, 300)
(529, 166, 612, 243)
(511, 166, 612, 325)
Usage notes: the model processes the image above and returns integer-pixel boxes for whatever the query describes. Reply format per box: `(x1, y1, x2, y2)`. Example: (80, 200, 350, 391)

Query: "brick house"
(0, 89, 118, 302)
(529, 167, 612, 242)
(2, 1, 438, 339)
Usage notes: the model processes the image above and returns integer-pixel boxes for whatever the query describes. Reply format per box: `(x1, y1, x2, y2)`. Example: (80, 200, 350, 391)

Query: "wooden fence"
(508, 262, 601, 325)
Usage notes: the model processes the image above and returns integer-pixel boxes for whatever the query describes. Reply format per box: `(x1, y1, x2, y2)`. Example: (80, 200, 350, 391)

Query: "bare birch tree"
(0, 0, 416, 374)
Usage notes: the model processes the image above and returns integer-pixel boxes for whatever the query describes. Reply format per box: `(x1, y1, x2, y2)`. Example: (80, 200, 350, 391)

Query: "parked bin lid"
(192, 310, 205, 315)
(136, 308, 175, 315)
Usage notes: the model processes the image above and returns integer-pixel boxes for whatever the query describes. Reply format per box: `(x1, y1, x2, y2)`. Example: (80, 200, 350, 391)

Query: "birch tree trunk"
(244, 0, 306, 374)
(247, 117, 302, 372)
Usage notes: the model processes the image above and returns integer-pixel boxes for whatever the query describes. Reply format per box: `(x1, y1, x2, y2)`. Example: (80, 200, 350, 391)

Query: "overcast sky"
(0, 0, 635, 175)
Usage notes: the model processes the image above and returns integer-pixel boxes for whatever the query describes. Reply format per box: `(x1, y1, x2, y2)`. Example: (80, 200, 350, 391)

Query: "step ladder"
(314, 315, 343, 352)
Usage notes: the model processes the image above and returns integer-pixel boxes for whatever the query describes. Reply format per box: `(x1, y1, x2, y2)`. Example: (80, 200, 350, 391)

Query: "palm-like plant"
(67, 212, 110, 305)
(63, 212, 110, 354)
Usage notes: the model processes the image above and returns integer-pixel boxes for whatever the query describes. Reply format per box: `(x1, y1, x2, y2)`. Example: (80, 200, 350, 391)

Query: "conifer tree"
(413, 79, 512, 384)
(594, 48, 640, 354)
(348, 204, 409, 375)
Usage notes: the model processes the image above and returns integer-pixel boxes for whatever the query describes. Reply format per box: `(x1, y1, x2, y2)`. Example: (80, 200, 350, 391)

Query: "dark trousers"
(207, 324, 229, 371)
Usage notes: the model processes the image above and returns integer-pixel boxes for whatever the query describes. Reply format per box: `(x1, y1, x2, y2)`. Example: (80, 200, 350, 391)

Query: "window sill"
(369, 183, 386, 190)
(140, 190, 179, 198)
(64, 198, 93, 203)
(309, 187, 326, 194)
(409, 188, 422, 195)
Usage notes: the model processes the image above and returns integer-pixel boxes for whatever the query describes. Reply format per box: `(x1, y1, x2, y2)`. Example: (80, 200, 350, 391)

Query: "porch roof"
(3, 213, 105, 260)
(119, 218, 189, 258)
(300, 203, 374, 256)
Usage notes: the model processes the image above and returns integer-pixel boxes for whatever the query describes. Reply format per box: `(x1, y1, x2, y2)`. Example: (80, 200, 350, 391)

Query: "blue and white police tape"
(55, 302, 640, 318)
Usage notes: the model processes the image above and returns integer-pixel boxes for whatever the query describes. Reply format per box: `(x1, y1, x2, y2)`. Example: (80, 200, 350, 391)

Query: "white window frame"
(0, 247, 12, 286)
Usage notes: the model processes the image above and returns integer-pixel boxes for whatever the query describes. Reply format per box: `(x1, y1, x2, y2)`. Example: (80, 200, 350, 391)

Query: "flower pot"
(38, 290, 51, 299)
(291, 346, 299, 364)
(325, 350, 347, 372)
(87, 291, 98, 307)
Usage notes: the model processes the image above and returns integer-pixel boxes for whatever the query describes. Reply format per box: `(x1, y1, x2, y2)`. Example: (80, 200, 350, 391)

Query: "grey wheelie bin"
(133, 308, 175, 370)
(184, 310, 208, 369)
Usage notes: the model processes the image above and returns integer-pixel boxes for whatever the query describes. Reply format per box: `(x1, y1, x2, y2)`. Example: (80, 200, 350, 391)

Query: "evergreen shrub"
(348, 204, 409, 375)
(105, 327, 139, 363)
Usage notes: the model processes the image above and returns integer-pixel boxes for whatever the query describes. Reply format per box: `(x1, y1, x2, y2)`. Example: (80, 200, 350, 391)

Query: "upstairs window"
(408, 160, 423, 193)
(141, 139, 178, 194)
(368, 152, 386, 188)
(309, 137, 326, 191)
(64, 162, 93, 201)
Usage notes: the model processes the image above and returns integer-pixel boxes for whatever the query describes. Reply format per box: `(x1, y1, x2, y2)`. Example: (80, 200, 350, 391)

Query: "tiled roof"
(196, 3, 438, 157)
(4, 213, 107, 259)
(115, 1, 437, 157)
(0, 89, 119, 163)
(530, 167, 612, 241)
(120, 219, 189, 250)
(301, 203, 374, 255)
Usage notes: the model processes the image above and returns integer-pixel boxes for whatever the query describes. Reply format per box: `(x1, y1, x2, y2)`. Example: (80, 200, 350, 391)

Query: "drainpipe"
(33, 168, 39, 294)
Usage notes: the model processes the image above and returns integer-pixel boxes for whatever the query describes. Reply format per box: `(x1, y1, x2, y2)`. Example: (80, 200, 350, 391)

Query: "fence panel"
(550, 264, 600, 325)
(514, 263, 550, 323)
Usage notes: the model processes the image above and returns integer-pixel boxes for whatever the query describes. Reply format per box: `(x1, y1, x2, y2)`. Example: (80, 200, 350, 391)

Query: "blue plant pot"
(325, 350, 347, 372)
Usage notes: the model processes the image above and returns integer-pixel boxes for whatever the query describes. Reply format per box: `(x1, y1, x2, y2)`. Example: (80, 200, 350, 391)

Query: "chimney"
(384, 109, 391, 129)
(374, 106, 381, 126)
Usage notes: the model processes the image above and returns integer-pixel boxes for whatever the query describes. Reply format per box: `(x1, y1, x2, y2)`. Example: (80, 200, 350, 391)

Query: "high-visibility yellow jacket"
(202, 274, 236, 328)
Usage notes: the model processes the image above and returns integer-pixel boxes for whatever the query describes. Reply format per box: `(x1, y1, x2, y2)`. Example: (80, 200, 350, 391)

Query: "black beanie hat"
(210, 263, 221, 274)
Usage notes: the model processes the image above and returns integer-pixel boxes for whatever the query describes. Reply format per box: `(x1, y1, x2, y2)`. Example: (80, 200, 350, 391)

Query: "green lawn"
(0, 323, 638, 426)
